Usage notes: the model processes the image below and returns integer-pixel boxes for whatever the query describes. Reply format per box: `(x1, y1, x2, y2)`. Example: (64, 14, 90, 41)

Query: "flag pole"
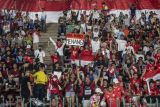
(146, 79, 151, 95)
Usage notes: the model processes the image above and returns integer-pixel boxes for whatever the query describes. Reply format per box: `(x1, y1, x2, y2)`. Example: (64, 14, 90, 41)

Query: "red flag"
(143, 68, 160, 81)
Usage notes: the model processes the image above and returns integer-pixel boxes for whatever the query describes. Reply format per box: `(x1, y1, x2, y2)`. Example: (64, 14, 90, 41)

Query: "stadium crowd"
(0, 2, 160, 107)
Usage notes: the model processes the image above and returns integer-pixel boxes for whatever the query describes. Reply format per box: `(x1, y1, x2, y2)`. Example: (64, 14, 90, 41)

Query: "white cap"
(95, 88, 103, 94)
(113, 78, 119, 84)
(26, 45, 31, 49)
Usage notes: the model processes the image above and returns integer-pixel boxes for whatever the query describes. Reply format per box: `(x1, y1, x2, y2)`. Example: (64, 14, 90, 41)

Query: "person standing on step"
(33, 63, 48, 101)
(40, 8, 47, 33)
(20, 70, 32, 107)
(34, 47, 46, 64)
(49, 37, 66, 66)
(33, 28, 41, 50)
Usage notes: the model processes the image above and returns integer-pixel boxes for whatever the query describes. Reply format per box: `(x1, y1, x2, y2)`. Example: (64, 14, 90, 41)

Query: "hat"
(95, 88, 103, 94)
(113, 78, 119, 84)
(26, 45, 31, 49)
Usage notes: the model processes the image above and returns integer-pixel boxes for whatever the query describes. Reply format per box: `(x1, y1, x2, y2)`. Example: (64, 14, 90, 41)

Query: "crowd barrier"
(0, 95, 160, 107)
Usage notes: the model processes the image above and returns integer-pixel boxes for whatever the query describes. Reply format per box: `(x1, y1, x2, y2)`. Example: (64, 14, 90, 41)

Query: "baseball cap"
(113, 78, 119, 84)
(95, 88, 103, 94)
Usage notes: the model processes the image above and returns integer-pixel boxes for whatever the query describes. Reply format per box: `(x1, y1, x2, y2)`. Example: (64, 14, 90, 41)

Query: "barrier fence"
(0, 95, 160, 107)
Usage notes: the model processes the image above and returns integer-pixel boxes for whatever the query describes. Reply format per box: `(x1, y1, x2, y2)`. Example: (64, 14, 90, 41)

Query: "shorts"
(65, 92, 75, 97)
(78, 96, 83, 104)
(21, 91, 30, 103)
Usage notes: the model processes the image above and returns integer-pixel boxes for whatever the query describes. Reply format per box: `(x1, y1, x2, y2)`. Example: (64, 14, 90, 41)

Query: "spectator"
(103, 84, 117, 107)
(0, 2, 160, 106)
(33, 28, 41, 50)
(33, 63, 48, 101)
(34, 47, 45, 63)
(40, 8, 47, 33)
(49, 37, 65, 66)
(90, 88, 103, 107)
(20, 70, 32, 107)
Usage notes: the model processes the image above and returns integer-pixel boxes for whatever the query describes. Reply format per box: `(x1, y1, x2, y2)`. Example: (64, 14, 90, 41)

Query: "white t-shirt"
(92, 11, 100, 19)
(143, 46, 149, 54)
(49, 37, 65, 56)
(124, 18, 130, 26)
(3, 24, 10, 33)
(113, 28, 119, 38)
(135, 54, 144, 62)
(126, 45, 135, 54)
(34, 50, 45, 63)
(81, 23, 86, 33)
(93, 31, 99, 38)
(91, 40, 100, 53)
(105, 49, 110, 59)
(116, 39, 127, 51)
(33, 32, 39, 43)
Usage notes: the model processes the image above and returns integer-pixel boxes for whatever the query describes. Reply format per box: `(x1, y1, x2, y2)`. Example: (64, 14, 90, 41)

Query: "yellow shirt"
(33, 71, 48, 85)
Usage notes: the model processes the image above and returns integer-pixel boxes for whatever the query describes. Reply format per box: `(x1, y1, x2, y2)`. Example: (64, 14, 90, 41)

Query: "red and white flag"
(0, 0, 159, 23)
(143, 68, 160, 81)
(72, 49, 94, 67)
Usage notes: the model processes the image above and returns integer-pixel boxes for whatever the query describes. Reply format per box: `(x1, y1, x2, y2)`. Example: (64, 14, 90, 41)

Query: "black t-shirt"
(20, 76, 30, 92)
(5, 80, 16, 89)
(130, 7, 136, 16)
(5, 79, 16, 94)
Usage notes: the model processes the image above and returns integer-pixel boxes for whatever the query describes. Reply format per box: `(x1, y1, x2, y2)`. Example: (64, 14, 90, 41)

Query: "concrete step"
(39, 23, 59, 67)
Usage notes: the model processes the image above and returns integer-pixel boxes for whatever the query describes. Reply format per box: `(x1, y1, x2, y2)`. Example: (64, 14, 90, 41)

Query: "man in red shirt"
(113, 78, 124, 106)
(103, 84, 118, 107)
(149, 80, 156, 96)
(156, 80, 160, 96)
(129, 73, 142, 90)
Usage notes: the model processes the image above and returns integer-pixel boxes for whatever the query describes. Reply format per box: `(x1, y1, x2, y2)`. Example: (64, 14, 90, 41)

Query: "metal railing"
(0, 95, 159, 107)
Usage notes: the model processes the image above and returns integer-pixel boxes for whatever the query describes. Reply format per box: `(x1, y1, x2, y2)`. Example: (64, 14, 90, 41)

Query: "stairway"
(39, 23, 59, 71)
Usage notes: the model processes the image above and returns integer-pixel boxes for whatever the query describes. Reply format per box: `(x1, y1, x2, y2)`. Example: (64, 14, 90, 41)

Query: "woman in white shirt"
(91, 37, 100, 55)
(32, 29, 40, 50)
(3, 22, 10, 34)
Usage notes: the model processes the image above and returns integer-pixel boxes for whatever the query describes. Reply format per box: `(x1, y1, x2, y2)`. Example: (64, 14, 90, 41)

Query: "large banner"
(66, 33, 84, 46)
(0, 0, 159, 11)
(0, 0, 159, 23)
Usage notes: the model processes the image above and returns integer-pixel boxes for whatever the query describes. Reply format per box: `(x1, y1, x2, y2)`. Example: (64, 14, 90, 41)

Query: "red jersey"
(48, 79, 60, 95)
(150, 86, 156, 96)
(154, 54, 160, 60)
(143, 88, 149, 95)
(80, 49, 94, 61)
(103, 91, 118, 107)
(70, 47, 79, 60)
(95, 53, 104, 61)
(156, 87, 160, 96)
(146, 63, 154, 70)
(113, 85, 124, 100)
(65, 79, 76, 92)
(11, 69, 20, 77)
(124, 89, 132, 103)
(133, 88, 142, 96)
(130, 78, 142, 89)
(24, 56, 33, 64)
(132, 44, 140, 53)
(51, 55, 60, 64)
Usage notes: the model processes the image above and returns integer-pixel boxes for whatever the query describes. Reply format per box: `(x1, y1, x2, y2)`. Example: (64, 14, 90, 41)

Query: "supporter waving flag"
(143, 68, 160, 81)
